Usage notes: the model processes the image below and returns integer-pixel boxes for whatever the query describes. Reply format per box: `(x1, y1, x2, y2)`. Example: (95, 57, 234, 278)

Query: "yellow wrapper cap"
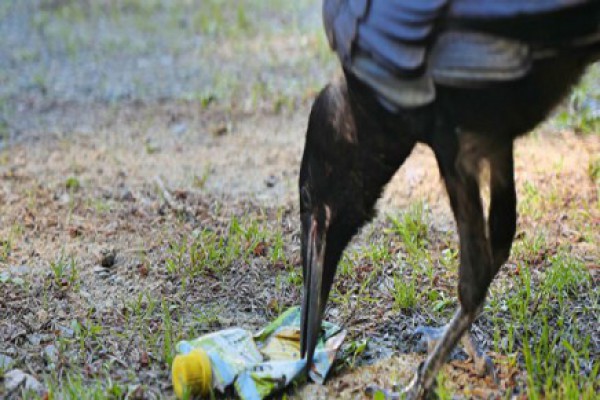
(171, 348, 212, 399)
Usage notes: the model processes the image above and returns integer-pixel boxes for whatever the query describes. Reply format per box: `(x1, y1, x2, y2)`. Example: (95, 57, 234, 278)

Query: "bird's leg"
(448, 145, 515, 383)
(408, 144, 495, 398)
(367, 307, 481, 399)
(410, 145, 516, 385)
(414, 317, 495, 379)
(368, 136, 498, 399)
(488, 144, 517, 274)
(409, 307, 478, 396)
(460, 329, 496, 379)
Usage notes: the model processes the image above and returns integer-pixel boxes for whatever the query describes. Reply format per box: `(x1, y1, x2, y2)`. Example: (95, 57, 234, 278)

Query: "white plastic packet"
(174, 307, 347, 399)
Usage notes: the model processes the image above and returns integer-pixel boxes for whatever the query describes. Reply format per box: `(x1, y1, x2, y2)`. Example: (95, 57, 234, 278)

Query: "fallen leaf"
(140, 351, 149, 368)
(137, 263, 149, 277)
(253, 242, 268, 257)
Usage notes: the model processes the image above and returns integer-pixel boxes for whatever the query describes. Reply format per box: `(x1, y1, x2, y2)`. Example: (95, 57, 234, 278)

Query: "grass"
(388, 202, 434, 277)
(323, 188, 596, 399)
(589, 156, 600, 185)
(553, 64, 600, 134)
(485, 256, 597, 398)
(392, 272, 417, 311)
(165, 216, 274, 278)
(0, 224, 23, 263)
(1, 186, 597, 399)
(49, 256, 80, 290)
(2, 0, 331, 116)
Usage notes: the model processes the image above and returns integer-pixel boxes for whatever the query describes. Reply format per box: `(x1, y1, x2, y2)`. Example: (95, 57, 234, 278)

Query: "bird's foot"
(415, 324, 497, 382)
(365, 364, 433, 400)
(460, 333, 497, 382)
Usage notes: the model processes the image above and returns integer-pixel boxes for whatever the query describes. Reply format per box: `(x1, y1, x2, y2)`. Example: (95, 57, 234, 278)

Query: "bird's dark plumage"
(324, 0, 600, 107)
(300, 0, 600, 397)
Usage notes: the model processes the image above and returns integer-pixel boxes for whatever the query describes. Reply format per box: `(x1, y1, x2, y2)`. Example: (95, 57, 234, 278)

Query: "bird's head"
(298, 74, 407, 375)
(298, 80, 373, 375)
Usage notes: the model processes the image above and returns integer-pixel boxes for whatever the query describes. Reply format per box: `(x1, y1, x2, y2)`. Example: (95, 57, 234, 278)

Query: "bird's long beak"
(300, 215, 327, 371)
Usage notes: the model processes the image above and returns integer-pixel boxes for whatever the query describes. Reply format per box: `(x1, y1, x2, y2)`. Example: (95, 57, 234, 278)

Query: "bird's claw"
(473, 353, 498, 384)
(415, 324, 498, 383)
(460, 332, 498, 383)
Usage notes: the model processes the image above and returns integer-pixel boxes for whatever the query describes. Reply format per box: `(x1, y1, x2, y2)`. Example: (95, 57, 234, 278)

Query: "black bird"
(299, 0, 600, 398)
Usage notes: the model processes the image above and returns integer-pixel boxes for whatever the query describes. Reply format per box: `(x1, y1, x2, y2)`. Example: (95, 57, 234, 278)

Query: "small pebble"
(43, 344, 58, 363)
(0, 354, 14, 369)
(93, 266, 110, 277)
(265, 175, 277, 188)
(170, 122, 187, 136)
(100, 248, 117, 268)
(4, 369, 45, 395)
(27, 334, 42, 346)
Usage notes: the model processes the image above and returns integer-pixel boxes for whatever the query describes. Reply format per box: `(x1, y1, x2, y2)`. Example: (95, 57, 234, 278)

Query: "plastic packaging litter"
(171, 306, 346, 399)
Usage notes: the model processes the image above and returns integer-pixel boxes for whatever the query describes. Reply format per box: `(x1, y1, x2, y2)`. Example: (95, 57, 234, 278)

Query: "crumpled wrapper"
(175, 306, 346, 399)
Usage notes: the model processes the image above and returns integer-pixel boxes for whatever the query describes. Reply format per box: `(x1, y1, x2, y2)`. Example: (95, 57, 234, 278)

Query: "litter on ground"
(171, 307, 347, 399)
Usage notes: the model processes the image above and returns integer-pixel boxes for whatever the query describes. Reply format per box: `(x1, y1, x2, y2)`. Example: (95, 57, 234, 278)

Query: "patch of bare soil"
(297, 353, 521, 399)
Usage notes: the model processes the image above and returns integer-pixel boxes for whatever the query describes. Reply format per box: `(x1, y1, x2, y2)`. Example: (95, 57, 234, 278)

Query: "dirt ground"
(1, 1, 599, 399)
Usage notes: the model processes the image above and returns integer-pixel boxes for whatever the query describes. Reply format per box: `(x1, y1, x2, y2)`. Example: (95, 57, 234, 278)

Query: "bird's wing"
(324, 0, 445, 75)
(324, 0, 445, 107)
(448, 0, 600, 42)
(450, 0, 591, 17)
(323, 0, 600, 108)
